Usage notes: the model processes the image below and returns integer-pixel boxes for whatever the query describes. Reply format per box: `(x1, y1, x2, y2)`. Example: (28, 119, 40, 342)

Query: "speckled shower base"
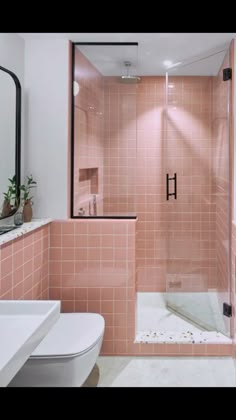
(135, 330, 231, 344)
(136, 292, 232, 344)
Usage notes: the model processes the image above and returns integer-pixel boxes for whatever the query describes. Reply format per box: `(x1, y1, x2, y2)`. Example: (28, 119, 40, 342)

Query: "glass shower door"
(165, 48, 232, 337)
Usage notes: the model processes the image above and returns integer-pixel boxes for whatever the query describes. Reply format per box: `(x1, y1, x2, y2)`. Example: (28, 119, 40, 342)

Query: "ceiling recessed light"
(163, 60, 173, 67)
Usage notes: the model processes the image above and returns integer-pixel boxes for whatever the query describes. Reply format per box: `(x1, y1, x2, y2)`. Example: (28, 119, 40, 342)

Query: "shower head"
(119, 61, 141, 84)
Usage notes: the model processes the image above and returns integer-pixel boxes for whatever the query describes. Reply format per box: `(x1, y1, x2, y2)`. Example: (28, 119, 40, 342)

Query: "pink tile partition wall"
(103, 78, 137, 214)
(73, 48, 103, 216)
(49, 219, 136, 354)
(49, 220, 232, 356)
(0, 225, 50, 300)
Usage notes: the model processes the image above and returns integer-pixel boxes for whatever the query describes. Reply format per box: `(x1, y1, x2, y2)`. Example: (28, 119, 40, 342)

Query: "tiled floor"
(136, 293, 231, 344)
(84, 356, 236, 387)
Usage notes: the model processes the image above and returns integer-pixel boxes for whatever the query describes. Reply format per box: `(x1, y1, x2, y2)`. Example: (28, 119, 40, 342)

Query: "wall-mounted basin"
(0, 300, 60, 387)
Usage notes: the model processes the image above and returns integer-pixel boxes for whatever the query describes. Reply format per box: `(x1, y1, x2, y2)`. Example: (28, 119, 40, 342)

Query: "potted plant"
(2, 175, 17, 217)
(20, 175, 37, 222)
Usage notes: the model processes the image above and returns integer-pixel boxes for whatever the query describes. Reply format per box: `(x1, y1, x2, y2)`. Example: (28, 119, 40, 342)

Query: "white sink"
(0, 300, 60, 387)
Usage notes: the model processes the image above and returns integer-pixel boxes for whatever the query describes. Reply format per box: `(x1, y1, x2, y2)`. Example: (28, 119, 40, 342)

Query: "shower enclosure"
(165, 48, 232, 337)
(72, 42, 232, 341)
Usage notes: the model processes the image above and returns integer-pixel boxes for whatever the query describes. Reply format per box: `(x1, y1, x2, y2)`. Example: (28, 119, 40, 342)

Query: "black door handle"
(166, 173, 177, 200)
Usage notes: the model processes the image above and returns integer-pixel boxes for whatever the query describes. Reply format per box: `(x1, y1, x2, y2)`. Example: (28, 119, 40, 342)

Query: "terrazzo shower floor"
(136, 293, 231, 344)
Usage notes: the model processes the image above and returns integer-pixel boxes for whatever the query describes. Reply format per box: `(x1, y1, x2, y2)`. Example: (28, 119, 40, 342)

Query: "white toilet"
(9, 313, 105, 387)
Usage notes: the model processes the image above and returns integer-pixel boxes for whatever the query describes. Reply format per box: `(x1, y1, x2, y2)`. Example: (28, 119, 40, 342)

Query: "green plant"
(3, 175, 17, 203)
(20, 175, 37, 203)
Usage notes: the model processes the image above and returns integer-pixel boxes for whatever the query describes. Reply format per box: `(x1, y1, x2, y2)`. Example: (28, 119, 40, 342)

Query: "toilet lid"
(30, 313, 105, 358)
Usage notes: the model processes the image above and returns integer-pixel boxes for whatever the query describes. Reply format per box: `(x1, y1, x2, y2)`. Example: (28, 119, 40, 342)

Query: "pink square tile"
(101, 340, 114, 354)
(61, 274, 76, 287)
(34, 240, 42, 256)
(61, 287, 74, 300)
(88, 288, 101, 300)
(88, 300, 101, 313)
(114, 327, 126, 340)
(88, 223, 100, 235)
(24, 289, 32, 300)
(1, 243, 12, 260)
(101, 301, 113, 313)
(114, 288, 126, 300)
(13, 266, 24, 285)
(50, 222, 62, 235)
(61, 222, 75, 235)
(114, 340, 127, 354)
(114, 314, 126, 327)
(33, 254, 42, 271)
(62, 235, 75, 248)
(50, 261, 61, 275)
(13, 250, 23, 270)
(50, 235, 62, 248)
(114, 301, 126, 314)
(61, 261, 74, 274)
(1, 274, 12, 295)
(13, 238, 23, 253)
(74, 222, 88, 235)
(50, 274, 61, 287)
(13, 281, 24, 299)
(75, 288, 88, 300)
(101, 288, 114, 300)
(50, 248, 62, 261)
(1, 256, 12, 278)
(24, 233, 33, 247)
(75, 301, 88, 312)
(61, 300, 75, 312)
(61, 248, 75, 261)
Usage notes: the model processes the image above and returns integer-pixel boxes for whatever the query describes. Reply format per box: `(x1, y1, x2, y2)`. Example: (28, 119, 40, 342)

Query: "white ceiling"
(18, 33, 236, 75)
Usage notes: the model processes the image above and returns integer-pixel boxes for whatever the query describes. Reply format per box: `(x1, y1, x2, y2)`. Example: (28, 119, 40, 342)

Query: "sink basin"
(0, 300, 60, 387)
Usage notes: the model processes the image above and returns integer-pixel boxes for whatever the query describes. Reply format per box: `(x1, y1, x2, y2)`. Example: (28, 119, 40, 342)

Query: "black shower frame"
(70, 42, 138, 219)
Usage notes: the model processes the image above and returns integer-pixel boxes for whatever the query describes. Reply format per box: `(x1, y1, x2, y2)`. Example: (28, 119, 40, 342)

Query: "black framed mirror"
(0, 65, 21, 219)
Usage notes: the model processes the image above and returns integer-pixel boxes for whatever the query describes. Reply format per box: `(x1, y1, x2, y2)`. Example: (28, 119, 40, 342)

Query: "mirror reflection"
(0, 65, 21, 219)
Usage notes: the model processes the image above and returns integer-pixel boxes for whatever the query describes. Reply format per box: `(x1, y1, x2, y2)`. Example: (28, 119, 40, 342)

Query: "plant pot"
(2, 199, 12, 217)
(23, 200, 32, 222)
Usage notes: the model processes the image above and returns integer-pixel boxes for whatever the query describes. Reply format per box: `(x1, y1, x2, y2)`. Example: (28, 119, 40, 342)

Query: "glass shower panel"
(73, 44, 138, 217)
(165, 48, 231, 336)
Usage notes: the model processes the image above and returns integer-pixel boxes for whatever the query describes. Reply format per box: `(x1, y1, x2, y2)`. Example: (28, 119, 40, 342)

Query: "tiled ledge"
(0, 219, 52, 247)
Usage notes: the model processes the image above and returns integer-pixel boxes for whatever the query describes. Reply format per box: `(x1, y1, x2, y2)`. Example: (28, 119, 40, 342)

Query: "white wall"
(24, 40, 69, 219)
(0, 34, 25, 225)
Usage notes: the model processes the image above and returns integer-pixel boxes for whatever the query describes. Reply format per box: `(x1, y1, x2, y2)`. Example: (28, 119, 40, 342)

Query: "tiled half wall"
(0, 225, 50, 300)
(0, 220, 233, 356)
(49, 220, 232, 356)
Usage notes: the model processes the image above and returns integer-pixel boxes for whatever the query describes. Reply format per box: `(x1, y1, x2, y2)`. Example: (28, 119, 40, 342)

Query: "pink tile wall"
(165, 76, 216, 293)
(0, 225, 50, 300)
(103, 76, 218, 293)
(73, 48, 104, 216)
(103, 78, 137, 215)
(49, 219, 232, 356)
(136, 77, 167, 291)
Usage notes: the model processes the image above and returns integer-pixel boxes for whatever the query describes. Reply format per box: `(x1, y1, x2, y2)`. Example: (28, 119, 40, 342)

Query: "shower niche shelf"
(79, 168, 98, 195)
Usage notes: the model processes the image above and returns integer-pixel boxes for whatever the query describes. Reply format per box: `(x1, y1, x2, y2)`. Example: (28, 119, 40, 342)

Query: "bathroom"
(0, 32, 236, 387)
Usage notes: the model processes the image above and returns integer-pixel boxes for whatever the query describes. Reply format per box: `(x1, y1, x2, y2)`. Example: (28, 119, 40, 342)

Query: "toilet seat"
(30, 313, 105, 359)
